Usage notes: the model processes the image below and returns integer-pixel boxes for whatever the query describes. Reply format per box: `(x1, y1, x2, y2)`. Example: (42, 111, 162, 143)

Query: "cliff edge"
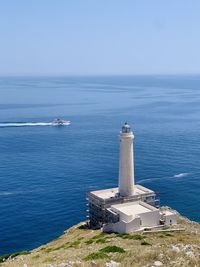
(1, 212, 199, 267)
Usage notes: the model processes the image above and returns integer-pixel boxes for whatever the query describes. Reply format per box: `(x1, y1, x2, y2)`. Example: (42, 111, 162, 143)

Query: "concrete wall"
(139, 210, 161, 227)
(103, 217, 141, 233)
(164, 214, 177, 225)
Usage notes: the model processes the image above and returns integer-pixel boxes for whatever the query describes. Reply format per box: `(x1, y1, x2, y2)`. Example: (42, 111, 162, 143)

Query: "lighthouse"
(88, 122, 177, 232)
(118, 122, 134, 197)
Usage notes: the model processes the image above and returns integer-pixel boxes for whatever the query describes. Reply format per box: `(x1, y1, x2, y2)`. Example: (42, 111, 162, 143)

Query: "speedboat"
(51, 118, 70, 126)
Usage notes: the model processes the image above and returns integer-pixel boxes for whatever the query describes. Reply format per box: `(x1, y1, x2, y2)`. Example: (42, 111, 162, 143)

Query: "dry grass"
(1, 214, 200, 267)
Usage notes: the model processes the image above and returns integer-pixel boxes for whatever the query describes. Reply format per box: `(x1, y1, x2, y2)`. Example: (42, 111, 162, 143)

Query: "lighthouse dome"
(122, 122, 131, 133)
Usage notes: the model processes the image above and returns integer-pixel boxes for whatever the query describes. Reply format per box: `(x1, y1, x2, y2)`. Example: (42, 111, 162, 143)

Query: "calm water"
(0, 76, 200, 255)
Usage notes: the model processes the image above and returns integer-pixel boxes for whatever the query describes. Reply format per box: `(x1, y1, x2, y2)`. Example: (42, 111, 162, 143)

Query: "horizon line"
(1, 73, 200, 77)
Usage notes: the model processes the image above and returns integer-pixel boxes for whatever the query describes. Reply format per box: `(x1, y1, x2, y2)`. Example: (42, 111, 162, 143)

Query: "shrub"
(165, 233, 173, 237)
(141, 241, 151, 246)
(84, 251, 109, 260)
(100, 246, 125, 253)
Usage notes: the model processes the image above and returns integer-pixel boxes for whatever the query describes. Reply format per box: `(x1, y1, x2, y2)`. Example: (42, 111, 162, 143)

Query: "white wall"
(103, 217, 141, 233)
(118, 131, 134, 197)
(139, 210, 161, 227)
(164, 214, 177, 225)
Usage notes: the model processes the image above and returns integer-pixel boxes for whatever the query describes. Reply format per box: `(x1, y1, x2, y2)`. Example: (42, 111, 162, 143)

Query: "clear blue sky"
(1, 0, 200, 75)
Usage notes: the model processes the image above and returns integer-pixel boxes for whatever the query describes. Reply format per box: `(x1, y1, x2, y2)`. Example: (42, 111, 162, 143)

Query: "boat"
(51, 118, 70, 126)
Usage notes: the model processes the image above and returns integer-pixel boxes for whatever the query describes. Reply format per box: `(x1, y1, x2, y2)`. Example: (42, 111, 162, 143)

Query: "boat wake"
(173, 172, 190, 178)
(138, 172, 191, 184)
(0, 121, 70, 127)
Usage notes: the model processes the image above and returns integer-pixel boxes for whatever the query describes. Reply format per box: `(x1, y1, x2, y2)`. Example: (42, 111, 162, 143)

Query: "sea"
(0, 75, 200, 255)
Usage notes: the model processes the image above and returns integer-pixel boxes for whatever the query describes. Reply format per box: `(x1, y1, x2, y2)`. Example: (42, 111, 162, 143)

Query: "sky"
(0, 0, 200, 75)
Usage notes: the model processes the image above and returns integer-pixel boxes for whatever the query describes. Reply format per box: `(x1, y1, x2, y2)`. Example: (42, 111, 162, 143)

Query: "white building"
(88, 122, 177, 233)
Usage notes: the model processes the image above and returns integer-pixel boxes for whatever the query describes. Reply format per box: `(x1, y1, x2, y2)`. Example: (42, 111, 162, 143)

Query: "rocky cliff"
(1, 213, 199, 267)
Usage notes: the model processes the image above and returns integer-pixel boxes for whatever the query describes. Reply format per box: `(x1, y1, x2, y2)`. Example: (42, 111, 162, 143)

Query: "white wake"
(0, 122, 70, 127)
(138, 172, 191, 184)
(173, 173, 190, 178)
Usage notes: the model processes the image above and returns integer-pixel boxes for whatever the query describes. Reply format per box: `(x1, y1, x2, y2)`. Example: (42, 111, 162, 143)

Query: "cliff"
(1, 212, 199, 267)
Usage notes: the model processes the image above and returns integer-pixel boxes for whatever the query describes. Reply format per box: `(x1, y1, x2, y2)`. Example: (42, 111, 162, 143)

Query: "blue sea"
(0, 76, 200, 255)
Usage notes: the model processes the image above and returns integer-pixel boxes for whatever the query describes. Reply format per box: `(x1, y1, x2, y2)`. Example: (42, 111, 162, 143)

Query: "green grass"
(68, 240, 81, 248)
(85, 233, 110, 245)
(85, 239, 95, 245)
(45, 239, 81, 251)
(162, 226, 170, 230)
(92, 233, 106, 239)
(96, 238, 108, 244)
(158, 234, 165, 238)
(84, 245, 125, 261)
(116, 233, 146, 240)
(45, 242, 70, 253)
(100, 245, 125, 253)
(32, 255, 40, 259)
(0, 251, 30, 263)
(84, 252, 109, 260)
(165, 233, 173, 237)
(45, 248, 55, 253)
(159, 233, 174, 238)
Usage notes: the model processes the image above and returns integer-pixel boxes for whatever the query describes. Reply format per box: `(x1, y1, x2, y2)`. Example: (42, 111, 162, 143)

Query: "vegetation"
(84, 245, 125, 261)
(116, 233, 146, 240)
(100, 245, 125, 253)
(84, 251, 109, 260)
(141, 241, 151, 246)
(0, 251, 30, 263)
(0, 214, 200, 267)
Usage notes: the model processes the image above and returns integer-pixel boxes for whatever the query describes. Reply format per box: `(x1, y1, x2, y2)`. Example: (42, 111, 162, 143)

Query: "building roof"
(90, 184, 155, 201)
(111, 201, 158, 217)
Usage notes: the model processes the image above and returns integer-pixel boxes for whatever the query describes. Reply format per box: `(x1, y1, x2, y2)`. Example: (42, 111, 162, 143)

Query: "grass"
(1, 215, 200, 267)
(44, 240, 82, 253)
(0, 251, 30, 263)
(85, 233, 110, 245)
(32, 255, 40, 259)
(116, 233, 146, 240)
(96, 238, 108, 244)
(84, 251, 109, 260)
(84, 245, 125, 261)
(162, 225, 170, 230)
(68, 240, 81, 248)
(85, 239, 94, 245)
(141, 241, 151, 246)
(44, 244, 67, 253)
(159, 233, 174, 238)
(100, 245, 125, 253)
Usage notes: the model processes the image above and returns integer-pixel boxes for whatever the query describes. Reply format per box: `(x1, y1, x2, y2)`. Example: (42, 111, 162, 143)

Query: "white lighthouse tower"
(88, 122, 178, 232)
(118, 122, 135, 197)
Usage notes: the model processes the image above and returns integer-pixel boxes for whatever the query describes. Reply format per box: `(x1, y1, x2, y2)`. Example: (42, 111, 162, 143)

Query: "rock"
(183, 244, 192, 250)
(23, 265, 28, 267)
(105, 260, 120, 267)
(153, 261, 163, 266)
(185, 251, 194, 257)
(171, 245, 180, 253)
